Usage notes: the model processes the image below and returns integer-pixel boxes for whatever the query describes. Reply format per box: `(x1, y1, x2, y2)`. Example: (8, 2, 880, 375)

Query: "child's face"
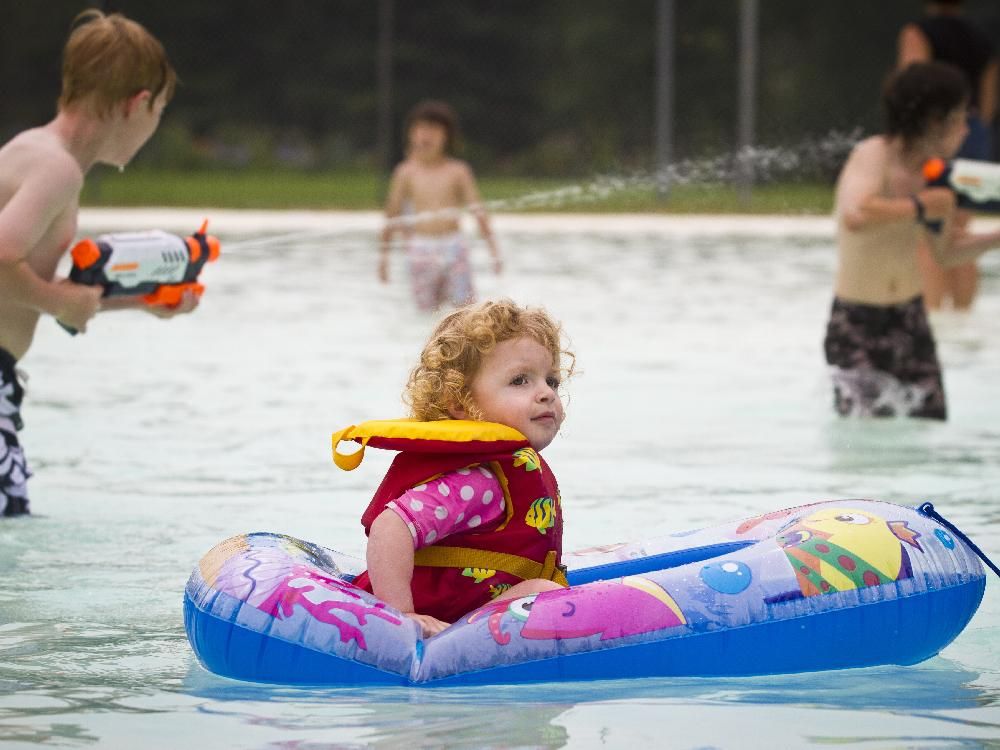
(458, 336, 564, 451)
(408, 120, 448, 160)
(929, 106, 969, 158)
(110, 90, 167, 168)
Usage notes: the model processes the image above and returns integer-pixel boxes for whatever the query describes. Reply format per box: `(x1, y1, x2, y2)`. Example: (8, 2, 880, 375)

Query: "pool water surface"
(1, 214, 998, 748)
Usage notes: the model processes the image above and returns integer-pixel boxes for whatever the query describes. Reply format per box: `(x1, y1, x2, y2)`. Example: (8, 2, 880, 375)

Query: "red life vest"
(332, 419, 565, 622)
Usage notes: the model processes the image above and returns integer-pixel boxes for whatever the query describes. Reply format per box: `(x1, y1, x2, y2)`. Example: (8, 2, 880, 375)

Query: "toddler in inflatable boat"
(333, 298, 574, 637)
(186, 300, 990, 685)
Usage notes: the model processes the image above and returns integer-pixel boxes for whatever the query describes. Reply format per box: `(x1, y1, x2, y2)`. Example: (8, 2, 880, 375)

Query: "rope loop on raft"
(918, 502, 1000, 580)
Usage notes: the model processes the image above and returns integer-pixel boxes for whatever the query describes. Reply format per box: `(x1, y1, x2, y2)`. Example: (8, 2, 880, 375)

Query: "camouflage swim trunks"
(823, 296, 946, 420)
(0, 347, 30, 515)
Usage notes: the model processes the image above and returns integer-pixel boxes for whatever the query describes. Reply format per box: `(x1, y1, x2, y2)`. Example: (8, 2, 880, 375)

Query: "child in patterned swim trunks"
(405, 232, 475, 312)
(0, 11, 196, 516)
(358, 299, 572, 637)
(378, 100, 502, 312)
(826, 61, 1000, 420)
(0, 349, 30, 516)
(824, 296, 945, 419)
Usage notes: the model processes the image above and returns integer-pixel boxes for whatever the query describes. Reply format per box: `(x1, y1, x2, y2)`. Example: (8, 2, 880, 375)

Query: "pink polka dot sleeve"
(385, 464, 506, 550)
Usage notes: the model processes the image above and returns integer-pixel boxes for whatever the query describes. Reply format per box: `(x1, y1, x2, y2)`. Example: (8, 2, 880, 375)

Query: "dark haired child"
(378, 99, 502, 312)
(897, 0, 998, 310)
(824, 61, 1000, 420)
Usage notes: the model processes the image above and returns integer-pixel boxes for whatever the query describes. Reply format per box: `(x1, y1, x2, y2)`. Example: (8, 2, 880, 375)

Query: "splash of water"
(475, 128, 861, 214)
(223, 128, 861, 252)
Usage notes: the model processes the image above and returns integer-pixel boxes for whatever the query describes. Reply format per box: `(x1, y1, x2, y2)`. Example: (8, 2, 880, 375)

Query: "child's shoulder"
(840, 136, 890, 176)
(390, 158, 415, 178)
(445, 157, 474, 175)
(0, 127, 83, 186)
(406, 463, 500, 502)
(850, 135, 888, 160)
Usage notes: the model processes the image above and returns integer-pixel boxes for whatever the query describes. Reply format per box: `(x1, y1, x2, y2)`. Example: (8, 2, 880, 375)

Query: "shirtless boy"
(825, 61, 1000, 420)
(378, 100, 502, 312)
(0, 10, 194, 516)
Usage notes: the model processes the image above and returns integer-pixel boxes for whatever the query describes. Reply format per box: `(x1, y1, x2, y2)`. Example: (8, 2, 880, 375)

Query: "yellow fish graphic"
(489, 583, 512, 599)
(462, 567, 496, 584)
(512, 447, 541, 472)
(525, 496, 556, 534)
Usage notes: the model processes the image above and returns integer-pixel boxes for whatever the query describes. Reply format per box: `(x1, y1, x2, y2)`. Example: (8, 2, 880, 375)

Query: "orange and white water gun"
(63, 220, 220, 334)
(923, 158, 1000, 212)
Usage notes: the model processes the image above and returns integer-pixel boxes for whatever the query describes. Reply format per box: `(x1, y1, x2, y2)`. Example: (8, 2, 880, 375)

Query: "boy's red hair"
(59, 9, 176, 118)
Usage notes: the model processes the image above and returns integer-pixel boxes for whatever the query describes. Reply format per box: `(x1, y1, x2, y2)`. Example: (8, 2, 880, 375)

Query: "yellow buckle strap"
(413, 546, 568, 587)
(539, 549, 567, 584)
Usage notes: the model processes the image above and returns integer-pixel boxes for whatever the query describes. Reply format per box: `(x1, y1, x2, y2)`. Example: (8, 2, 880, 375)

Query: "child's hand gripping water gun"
(923, 158, 1000, 213)
(62, 220, 220, 334)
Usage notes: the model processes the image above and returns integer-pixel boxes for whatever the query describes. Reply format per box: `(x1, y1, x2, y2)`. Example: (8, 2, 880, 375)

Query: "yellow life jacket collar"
(332, 418, 528, 471)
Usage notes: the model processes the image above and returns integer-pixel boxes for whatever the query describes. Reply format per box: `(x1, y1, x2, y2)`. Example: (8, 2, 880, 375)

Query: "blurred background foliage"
(1, 1, 997, 208)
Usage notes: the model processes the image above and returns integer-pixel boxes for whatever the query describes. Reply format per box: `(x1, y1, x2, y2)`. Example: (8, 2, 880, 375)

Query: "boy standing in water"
(378, 100, 502, 312)
(0, 10, 194, 516)
(825, 62, 1000, 420)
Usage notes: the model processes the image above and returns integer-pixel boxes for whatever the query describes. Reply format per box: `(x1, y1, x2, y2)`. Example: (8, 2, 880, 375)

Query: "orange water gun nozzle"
(205, 235, 221, 262)
(185, 219, 222, 264)
(198, 218, 221, 262)
(923, 158, 947, 182)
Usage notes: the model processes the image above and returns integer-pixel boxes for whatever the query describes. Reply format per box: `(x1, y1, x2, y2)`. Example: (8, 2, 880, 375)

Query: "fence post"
(375, 0, 394, 198)
(737, 0, 759, 206)
(655, 0, 675, 200)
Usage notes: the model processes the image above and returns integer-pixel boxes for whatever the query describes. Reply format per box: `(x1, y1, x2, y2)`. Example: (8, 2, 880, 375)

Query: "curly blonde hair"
(405, 299, 574, 421)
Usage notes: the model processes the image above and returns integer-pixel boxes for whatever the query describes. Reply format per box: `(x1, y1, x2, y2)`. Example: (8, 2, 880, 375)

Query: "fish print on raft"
(767, 506, 923, 602)
(198, 504, 935, 659)
(467, 576, 687, 645)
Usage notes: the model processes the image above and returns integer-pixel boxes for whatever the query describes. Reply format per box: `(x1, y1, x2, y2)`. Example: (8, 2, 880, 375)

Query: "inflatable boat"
(183, 499, 988, 686)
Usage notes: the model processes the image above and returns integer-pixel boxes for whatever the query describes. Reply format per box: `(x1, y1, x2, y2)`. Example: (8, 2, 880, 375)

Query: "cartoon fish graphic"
(776, 507, 921, 597)
(462, 567, 496, 584)
(469, 576, 686, 645)
(525, 496, 556, 534)
(512, 447, 541, 472)
(489, 583, 512, 599)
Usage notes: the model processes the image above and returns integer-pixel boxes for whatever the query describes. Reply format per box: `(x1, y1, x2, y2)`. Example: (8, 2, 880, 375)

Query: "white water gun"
(62, 221, 220, 334)
(923, 158, 1000, 212)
